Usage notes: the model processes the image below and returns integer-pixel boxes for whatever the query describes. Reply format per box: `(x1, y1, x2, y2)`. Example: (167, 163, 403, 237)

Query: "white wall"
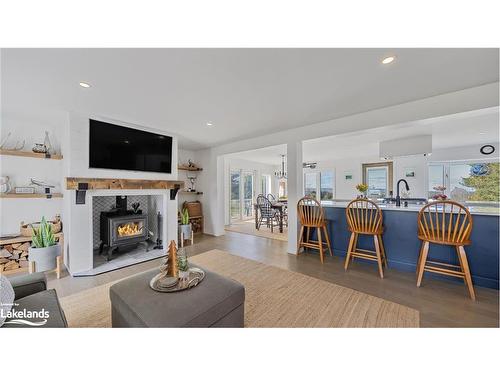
(67, 113, 178, 180)
(64, 113, 180, 273)
(177, 148, 203, 209)
(309, 142, 500, 201)
(0, 112, 67, 235)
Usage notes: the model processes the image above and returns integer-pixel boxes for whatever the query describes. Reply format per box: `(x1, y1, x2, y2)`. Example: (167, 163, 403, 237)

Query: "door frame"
(362, 161, 393, 197)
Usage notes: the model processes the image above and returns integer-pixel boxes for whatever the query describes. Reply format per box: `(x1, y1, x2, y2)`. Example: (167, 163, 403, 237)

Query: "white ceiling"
(227, 107, 500, 164)
(1, 49, 498, 149)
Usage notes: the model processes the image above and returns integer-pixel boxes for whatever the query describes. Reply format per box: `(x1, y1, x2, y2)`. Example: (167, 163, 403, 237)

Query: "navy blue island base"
(318, 206, 499, 290)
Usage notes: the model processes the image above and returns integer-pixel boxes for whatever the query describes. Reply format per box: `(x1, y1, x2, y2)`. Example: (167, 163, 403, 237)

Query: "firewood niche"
(66, 178, 185, 204)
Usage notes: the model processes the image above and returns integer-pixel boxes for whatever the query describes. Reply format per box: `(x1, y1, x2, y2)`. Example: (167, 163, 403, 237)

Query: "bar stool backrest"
(345, 198, 383, 234)
(297, 197, 324, 226)
(417, 200, 473, 244)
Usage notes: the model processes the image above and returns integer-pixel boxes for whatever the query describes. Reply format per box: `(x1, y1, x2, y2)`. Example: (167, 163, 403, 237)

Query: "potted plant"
(177, 248, 190, 282)
(179, 208, 192, 239)
(355, 183, 369, 198)
(29, 216, 60, 272)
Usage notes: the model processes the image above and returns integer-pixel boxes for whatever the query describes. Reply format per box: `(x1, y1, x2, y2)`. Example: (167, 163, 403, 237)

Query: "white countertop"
(321, 201, 500, 216)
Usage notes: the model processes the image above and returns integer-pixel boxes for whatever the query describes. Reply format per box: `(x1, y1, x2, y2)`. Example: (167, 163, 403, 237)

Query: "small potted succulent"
(432, 185, 448, 201)
(29, 216, 60, 272)
(177, 248, 190, 282)
(355, 183, 369, 198)
(179, 208, 192, 239)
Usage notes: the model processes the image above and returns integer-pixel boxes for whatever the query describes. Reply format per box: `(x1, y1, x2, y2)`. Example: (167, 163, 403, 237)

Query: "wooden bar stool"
(296, 197, 333, 264)
(416, 201, 475, 300)
(344, 199, 387, 278)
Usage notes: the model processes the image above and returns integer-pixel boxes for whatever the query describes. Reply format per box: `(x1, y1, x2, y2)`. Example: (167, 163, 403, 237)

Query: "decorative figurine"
(0, 176, 11, 193)
(187, 174, 197, 192)
(0, 132, 25, 151)
(29, 178, 55, 194)
(165, 240, 179, 278)
(43, 131, 52, 155)
(188, 159, 196, 168)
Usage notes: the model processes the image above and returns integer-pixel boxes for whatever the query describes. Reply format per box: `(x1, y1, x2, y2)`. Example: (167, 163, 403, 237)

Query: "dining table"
(253, 201, 287, 233)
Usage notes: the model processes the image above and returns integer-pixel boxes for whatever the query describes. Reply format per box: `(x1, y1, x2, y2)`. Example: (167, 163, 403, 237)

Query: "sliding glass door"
(242, 171, 254, 220)
(230, 170, 241, 220)
(230, 169, 255, 222)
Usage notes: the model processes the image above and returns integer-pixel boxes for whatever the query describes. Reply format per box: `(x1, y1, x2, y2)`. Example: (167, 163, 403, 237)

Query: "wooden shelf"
(180, 191, 203, 195)
(66, 177, 184, 190)
(0, 232, 63, 246)
(178, 165, 203, 171)
(0, 193, 63, 199)
(0, 149, 63, 160)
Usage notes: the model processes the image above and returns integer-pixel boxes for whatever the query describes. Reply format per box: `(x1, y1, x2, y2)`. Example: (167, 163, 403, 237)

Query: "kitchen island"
(319, 202, 499, 289)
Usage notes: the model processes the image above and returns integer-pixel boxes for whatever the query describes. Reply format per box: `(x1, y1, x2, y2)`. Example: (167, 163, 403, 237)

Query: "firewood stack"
(0, 241, 30, 272)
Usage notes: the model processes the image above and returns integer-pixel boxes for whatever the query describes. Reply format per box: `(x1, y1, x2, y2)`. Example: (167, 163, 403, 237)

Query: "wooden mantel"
(66, 177, 184, 190)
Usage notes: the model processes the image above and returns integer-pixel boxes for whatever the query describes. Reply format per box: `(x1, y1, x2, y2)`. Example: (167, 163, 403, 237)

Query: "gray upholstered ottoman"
(109, 266, 245, 327)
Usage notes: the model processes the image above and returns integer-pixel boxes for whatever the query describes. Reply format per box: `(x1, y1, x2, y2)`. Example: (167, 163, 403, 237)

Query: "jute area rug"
(60, 249, 419, 328)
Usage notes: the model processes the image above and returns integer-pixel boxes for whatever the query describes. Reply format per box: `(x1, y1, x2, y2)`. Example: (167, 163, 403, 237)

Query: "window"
(230, 170, 240, 220)
(362, 162, 393, 198)
(229, 169, 255, 222)
(320, 171, 334, 201)
(428, 164, 445, 197)
(429, 161, 500, 204)
(303, 170, 335, 202)
(304, 172, 318, 199)
(260, 174, 271, 196)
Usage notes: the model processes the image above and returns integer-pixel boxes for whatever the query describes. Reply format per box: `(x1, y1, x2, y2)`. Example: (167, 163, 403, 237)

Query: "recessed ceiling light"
(479, 132, 486, 135)
(79, 82, 91, 88)
(382, 56, 395, 65)
(206, 122, 214, 127)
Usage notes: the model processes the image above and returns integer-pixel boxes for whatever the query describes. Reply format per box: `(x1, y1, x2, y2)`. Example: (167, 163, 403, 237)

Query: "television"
(89, 119, 173, 174)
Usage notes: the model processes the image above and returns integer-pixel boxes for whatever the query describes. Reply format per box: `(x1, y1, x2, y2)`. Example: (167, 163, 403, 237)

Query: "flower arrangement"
(432, 185, 447, 200)
(355, 183, 368, 193)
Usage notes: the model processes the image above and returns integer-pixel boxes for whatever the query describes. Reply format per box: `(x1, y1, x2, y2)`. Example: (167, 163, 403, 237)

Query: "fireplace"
(99, 198, 150, 261)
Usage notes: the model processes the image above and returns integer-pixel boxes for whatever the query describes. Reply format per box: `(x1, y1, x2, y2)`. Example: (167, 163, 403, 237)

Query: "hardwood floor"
(47, 231, 499, 328)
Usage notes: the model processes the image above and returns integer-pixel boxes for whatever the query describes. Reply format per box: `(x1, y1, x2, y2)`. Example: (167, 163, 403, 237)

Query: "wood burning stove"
(99, 196, 149, 261)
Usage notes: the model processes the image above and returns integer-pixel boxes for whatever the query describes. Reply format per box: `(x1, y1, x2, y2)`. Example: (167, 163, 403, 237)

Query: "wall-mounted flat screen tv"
(89, 119, 173, 173)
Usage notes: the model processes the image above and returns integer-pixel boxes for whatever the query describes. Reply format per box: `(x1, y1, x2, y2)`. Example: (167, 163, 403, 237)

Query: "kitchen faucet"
(396, 179, 410, 207)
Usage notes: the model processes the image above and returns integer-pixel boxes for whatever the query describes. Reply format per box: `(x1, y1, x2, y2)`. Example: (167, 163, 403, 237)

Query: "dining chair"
(267, 193, 276, 203)
(416, 200, 475, 300)
(256, 195, 279, 232)
(344, 198, 387, 278)
(297, 196, 332, 263)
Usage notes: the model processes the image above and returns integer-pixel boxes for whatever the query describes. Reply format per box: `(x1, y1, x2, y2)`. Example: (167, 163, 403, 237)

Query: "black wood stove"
(99, 196, 149, 261)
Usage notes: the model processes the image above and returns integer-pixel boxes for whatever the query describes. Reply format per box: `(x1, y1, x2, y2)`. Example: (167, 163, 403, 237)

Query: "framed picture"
(344, 171, 353, 180)
(404, 168, 416, 178)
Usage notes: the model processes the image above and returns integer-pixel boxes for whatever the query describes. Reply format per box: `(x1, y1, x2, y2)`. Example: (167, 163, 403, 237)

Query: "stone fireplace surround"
(64, 189, 176, 276)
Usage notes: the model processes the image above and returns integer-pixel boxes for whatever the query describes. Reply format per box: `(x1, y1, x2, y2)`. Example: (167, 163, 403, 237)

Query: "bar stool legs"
(344, 233, 387, 278)
(297, 224, 333, 264)
(457, 245, 476, 300)
(416, 241, 476, 300)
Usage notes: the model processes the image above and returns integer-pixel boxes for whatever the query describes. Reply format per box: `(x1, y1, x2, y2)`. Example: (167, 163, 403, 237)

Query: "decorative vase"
(28, 244, 60, 272)
(180, 223, 192, 239)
